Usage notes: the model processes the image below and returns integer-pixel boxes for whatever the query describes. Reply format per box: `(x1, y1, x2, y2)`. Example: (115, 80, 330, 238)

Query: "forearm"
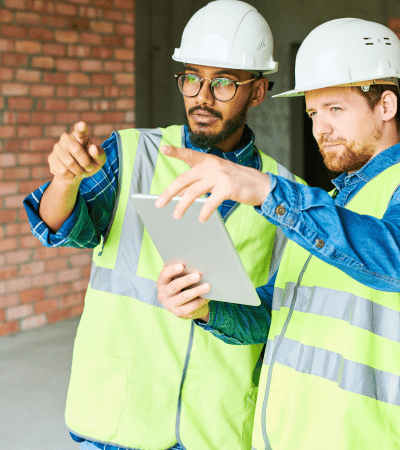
(259, 175, 400, 291)
(39, 177, 81, 232)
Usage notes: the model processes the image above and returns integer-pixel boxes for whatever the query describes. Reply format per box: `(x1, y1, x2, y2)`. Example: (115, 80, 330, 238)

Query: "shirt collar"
(332, 142, 400, 191)
(183, 124, 256, 167)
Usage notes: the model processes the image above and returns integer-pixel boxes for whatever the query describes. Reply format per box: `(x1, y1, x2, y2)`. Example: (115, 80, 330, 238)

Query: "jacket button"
(316, 239, 325, 248)
(276, 205, 286, 216)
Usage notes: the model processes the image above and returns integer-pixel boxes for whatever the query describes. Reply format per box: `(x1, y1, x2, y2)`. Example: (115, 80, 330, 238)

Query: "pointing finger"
(161, 145, 209, 168)
(72, 121, 90, 148)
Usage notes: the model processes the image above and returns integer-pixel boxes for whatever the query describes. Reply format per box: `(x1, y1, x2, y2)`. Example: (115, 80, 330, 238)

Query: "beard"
(318, 122, 383, 173)
(185, 99, 250, 148)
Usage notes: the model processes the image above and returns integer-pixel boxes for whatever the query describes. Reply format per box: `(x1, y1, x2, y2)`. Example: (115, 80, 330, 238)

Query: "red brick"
(0, 238, 18, 252)
(4, 167, 30, 180)
(42, 43, 66, 57)
(115, 73, 134, 85)
(81, 60, 102, 71)
(389, 18, 400, 31)
(5, 139, 29, 151)
(72, 279, 89, 292)
(5, 223, 21, 236)
(90, 20, 113, 34)
(46, 283, 70, 297)
(81, 32, 102, 45)
(56, 59, 79, 71)
(116, 23, 134, 35)
(0, 209, 18, 223)
(0, 153, 16, 166)
(7, 304, 33, 320)
(44, 72, 67, 84)
(20, 314, 47, 330)
(21, 287, 45, 303)
(0, 9, 14, 22)
(17, 125, 42, 138)
(19, 181, 44, 194)
(6, 277, 32, 293)
(70, 304, 84, 317)
(15, 40, 41, 53)
(31, 56, 54, 69)
(46, 308, 73, 324)
(29, 138, 55, 151)
(58, 268, 81, 282)
(5, 195, 26, 209)
(4, 0, 27, 9)
(6, 249, 32, 265)
(81, 112, 102, 123)
(61, 293, 84, 307)
(20, 235, 42, 249)
(0, 309, 5, 323)
(2, 24, 28, 38)
(55, 30, 79, 44)
(31, 166, 51, 179)
(115, 0, 133, 9)
(125, 36, 134, 49)
(0, 267, 18, 280)
(0, 125, 15, 138)
(2, 83, 29, 96)
(91, 0, 113, 6)
(16, 68, 41, 83)
(19, 261, 45, 277)
(0, 293, 19, 309)
(80, 87, 102, 97)
(3, 112, 17, 124)
(8, 97, 33, 110)
(31, 85, 54, 97)
(93, 124, 114, 137)
(45, 99, 68, 110)
(15, 11, 41, 25)
(67, 72, 90, 85)
(114, 48, 134, 60)
(56, 86, 79, 97)
(92, 100, 111, 111)
(116, 98, 134, 110)
(104, 61, 124, 72)
(103, 36, 124, 47)
(32, 272, 57, 287)
(68, 45, 91, 58)
(2, 53, 28, 66)
(34, 247, 59, 260)
(91, 47, 112, 59)
(45, 258, 68, 272)
(0, 182, 18, 195)
(55, 3, 77, 15)
(18, 152, 44, 165)
(35, 299, 58, 314)
(56, 112, 80, 123)
(92, 73, 112, 85)
(0, 39, 14, 51)
(104, 10, 124, 21)
(0, 67, 13, 81)
(68, 17, 90, 31)
(69, 99, 90, 111)
(103, 112, 125, 122)
(45, 125, 68, 137)
(29, 27, 54, 41)
(30, 112, 54, 124)
(0, 321, 19, 337)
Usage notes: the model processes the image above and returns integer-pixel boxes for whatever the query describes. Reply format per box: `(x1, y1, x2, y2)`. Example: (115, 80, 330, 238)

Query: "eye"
(186, 74, 199, 84)
(307, 111, 316, 118)
(212, 78, 233, 88)
(331, 106, 341, 112)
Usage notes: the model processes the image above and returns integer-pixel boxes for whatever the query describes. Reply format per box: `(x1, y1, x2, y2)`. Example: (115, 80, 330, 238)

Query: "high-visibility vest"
(252, 162, 400, 450)
(65, 125, 301, 450)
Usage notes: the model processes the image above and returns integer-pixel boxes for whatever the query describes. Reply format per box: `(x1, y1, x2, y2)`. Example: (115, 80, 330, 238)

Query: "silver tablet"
(131, 193, 260, 306)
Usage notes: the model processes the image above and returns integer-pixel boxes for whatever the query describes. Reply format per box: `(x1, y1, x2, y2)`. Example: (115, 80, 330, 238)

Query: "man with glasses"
(24, 1, 302, 449)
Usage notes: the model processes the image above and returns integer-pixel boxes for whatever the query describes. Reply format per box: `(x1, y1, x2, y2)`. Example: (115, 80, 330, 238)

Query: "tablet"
(130, 193, 260, 306)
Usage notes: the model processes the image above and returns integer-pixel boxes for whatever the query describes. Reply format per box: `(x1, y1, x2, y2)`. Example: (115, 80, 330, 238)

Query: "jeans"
(81, 441, 184, 450)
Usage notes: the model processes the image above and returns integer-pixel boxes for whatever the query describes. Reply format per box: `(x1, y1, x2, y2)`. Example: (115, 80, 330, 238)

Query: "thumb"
(72, 121, 91, 148)
(87, 143, 107, 168)
(161, 145, 208, 168)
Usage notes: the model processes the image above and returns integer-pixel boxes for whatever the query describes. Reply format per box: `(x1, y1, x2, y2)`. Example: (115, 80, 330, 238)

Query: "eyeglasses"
(175, 73, 257, 102)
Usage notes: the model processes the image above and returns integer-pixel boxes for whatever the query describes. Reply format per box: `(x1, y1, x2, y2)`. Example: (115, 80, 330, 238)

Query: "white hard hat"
(274, 18, 400, 97)
(173, 0, 278, 74)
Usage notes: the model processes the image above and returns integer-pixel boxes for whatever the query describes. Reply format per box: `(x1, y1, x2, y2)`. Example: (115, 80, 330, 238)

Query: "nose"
(195, 79, 215, 105)
(312, 116, 333, 139)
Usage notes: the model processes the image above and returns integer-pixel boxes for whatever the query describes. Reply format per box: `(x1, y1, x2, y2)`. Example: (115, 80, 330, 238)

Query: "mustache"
(188, 105, 223, 120)
(318, 137, 347, 147)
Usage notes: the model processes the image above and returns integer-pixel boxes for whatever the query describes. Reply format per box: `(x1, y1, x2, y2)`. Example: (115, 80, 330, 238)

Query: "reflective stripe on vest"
(65, 126, 301, 450)
(253, 162, 400, 450)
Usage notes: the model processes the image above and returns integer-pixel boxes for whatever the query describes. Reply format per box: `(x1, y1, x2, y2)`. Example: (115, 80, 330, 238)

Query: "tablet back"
(131, 193, 260, 306)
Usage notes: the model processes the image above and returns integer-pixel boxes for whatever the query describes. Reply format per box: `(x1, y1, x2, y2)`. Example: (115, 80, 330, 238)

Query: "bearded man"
(23, 2, 304, 449)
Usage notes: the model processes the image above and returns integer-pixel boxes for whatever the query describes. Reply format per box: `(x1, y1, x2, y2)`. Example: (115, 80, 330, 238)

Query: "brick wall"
(0, 0, 135, 336)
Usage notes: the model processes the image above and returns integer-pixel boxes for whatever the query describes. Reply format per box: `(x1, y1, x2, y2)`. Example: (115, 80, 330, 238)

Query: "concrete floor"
(0, 317, 80, 450)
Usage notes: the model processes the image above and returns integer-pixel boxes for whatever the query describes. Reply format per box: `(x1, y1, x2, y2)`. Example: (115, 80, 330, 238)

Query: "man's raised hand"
(156, 145, 271, 222)
(48, 121, 107, 184)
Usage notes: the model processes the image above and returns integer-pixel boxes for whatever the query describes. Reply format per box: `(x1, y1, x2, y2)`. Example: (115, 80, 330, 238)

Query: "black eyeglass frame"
(174, 73, 258, 102)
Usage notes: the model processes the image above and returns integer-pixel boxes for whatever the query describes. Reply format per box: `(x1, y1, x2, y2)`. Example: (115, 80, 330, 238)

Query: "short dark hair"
(353, 84, 400, 134)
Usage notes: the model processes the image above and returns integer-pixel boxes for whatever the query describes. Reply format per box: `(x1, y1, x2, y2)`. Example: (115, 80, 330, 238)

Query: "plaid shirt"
(24, 125, 262, 250)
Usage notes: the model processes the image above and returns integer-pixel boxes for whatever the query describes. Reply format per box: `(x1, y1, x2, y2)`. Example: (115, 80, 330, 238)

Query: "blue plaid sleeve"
(194, 272, 275, 345)
(23, 133, 119, 249)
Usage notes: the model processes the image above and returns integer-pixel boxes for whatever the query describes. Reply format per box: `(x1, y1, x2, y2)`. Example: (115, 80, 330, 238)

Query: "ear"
(249, 77, 269, 107)
(380, 90, 398, 122)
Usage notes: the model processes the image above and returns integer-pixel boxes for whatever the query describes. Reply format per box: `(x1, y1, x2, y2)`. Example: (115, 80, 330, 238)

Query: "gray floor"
(0, 317, 80, 450)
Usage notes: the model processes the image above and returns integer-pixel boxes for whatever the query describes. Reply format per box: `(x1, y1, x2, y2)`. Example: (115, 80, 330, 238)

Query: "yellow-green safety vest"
(65, 125, 301, 450)
(252, 162, 400, 450)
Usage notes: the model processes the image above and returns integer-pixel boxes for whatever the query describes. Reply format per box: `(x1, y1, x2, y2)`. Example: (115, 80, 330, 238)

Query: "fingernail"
(155, 198, 164, 208)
